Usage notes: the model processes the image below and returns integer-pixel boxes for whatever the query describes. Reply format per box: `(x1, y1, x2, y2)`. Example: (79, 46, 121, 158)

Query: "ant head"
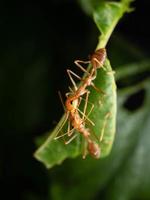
(90, 48, 106, 69)
(88, 141, 100, 159)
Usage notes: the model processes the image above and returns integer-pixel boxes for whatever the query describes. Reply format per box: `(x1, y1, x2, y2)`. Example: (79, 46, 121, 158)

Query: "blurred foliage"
(0, 0, 150, 200)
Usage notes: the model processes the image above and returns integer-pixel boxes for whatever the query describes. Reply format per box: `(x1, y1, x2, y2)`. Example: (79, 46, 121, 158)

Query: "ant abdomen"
(88, 140, 101, 159)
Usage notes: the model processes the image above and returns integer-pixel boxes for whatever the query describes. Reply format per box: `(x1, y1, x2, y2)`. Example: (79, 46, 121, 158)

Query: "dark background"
(0, 0, 150, 199)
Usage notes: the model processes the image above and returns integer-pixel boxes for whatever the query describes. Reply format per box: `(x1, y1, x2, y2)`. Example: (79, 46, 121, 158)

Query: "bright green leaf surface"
(34, 1, 132, 168)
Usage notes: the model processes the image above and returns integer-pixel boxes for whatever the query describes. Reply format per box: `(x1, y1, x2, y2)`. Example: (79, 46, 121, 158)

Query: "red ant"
(55, 48, 108, 159)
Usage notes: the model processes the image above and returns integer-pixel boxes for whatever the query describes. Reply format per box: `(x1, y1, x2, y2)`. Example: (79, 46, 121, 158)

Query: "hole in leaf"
(123, 89, 146, 111)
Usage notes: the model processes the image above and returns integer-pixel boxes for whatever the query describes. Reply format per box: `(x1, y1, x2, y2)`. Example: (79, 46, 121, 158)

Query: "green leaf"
(94, 1, 133, 48)
(49, 62, 150, 200)
(34, 58, 116, 168)
(34, 1, 132, 169)
(78, 0, 133, 16)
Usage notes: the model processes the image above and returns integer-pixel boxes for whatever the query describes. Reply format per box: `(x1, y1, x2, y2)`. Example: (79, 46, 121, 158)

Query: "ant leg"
(67, 119, 73, 137)
(87, 126, 100, 143)
(54, 127, 75, 140)
(67, 119, 70, 136)
(79, 91, 95, 126)
(93, 58, 115, 75)
(54, 131, 70, 140)
(74, 90, 95, 126)
(82, 91, 90, 120)
(57, 93, 73, 138)
(68, 86, 74, 93)
(80, 96, 95, 118)
(65, 133, 78, 145)
(74, 60, 90, 74)
(67, 69, 81, 91)
(67, 69, 82, 80)
(91, 83, 106, 95)
(54, 112, 69, 138)
(67, 69, 104, 97)
(65, 88, 75, 98)
(99, 112, 111, 142)
(86, 103, 94, 118)
(65, 92, 71, 97)
(77, 107, 95, 126)
(93, 58, 107, 71)
(58, 91, 66, 111)
(82, 139, 88, 159)
(93, 58, 116, 75)
(66, 87, 77, 102)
